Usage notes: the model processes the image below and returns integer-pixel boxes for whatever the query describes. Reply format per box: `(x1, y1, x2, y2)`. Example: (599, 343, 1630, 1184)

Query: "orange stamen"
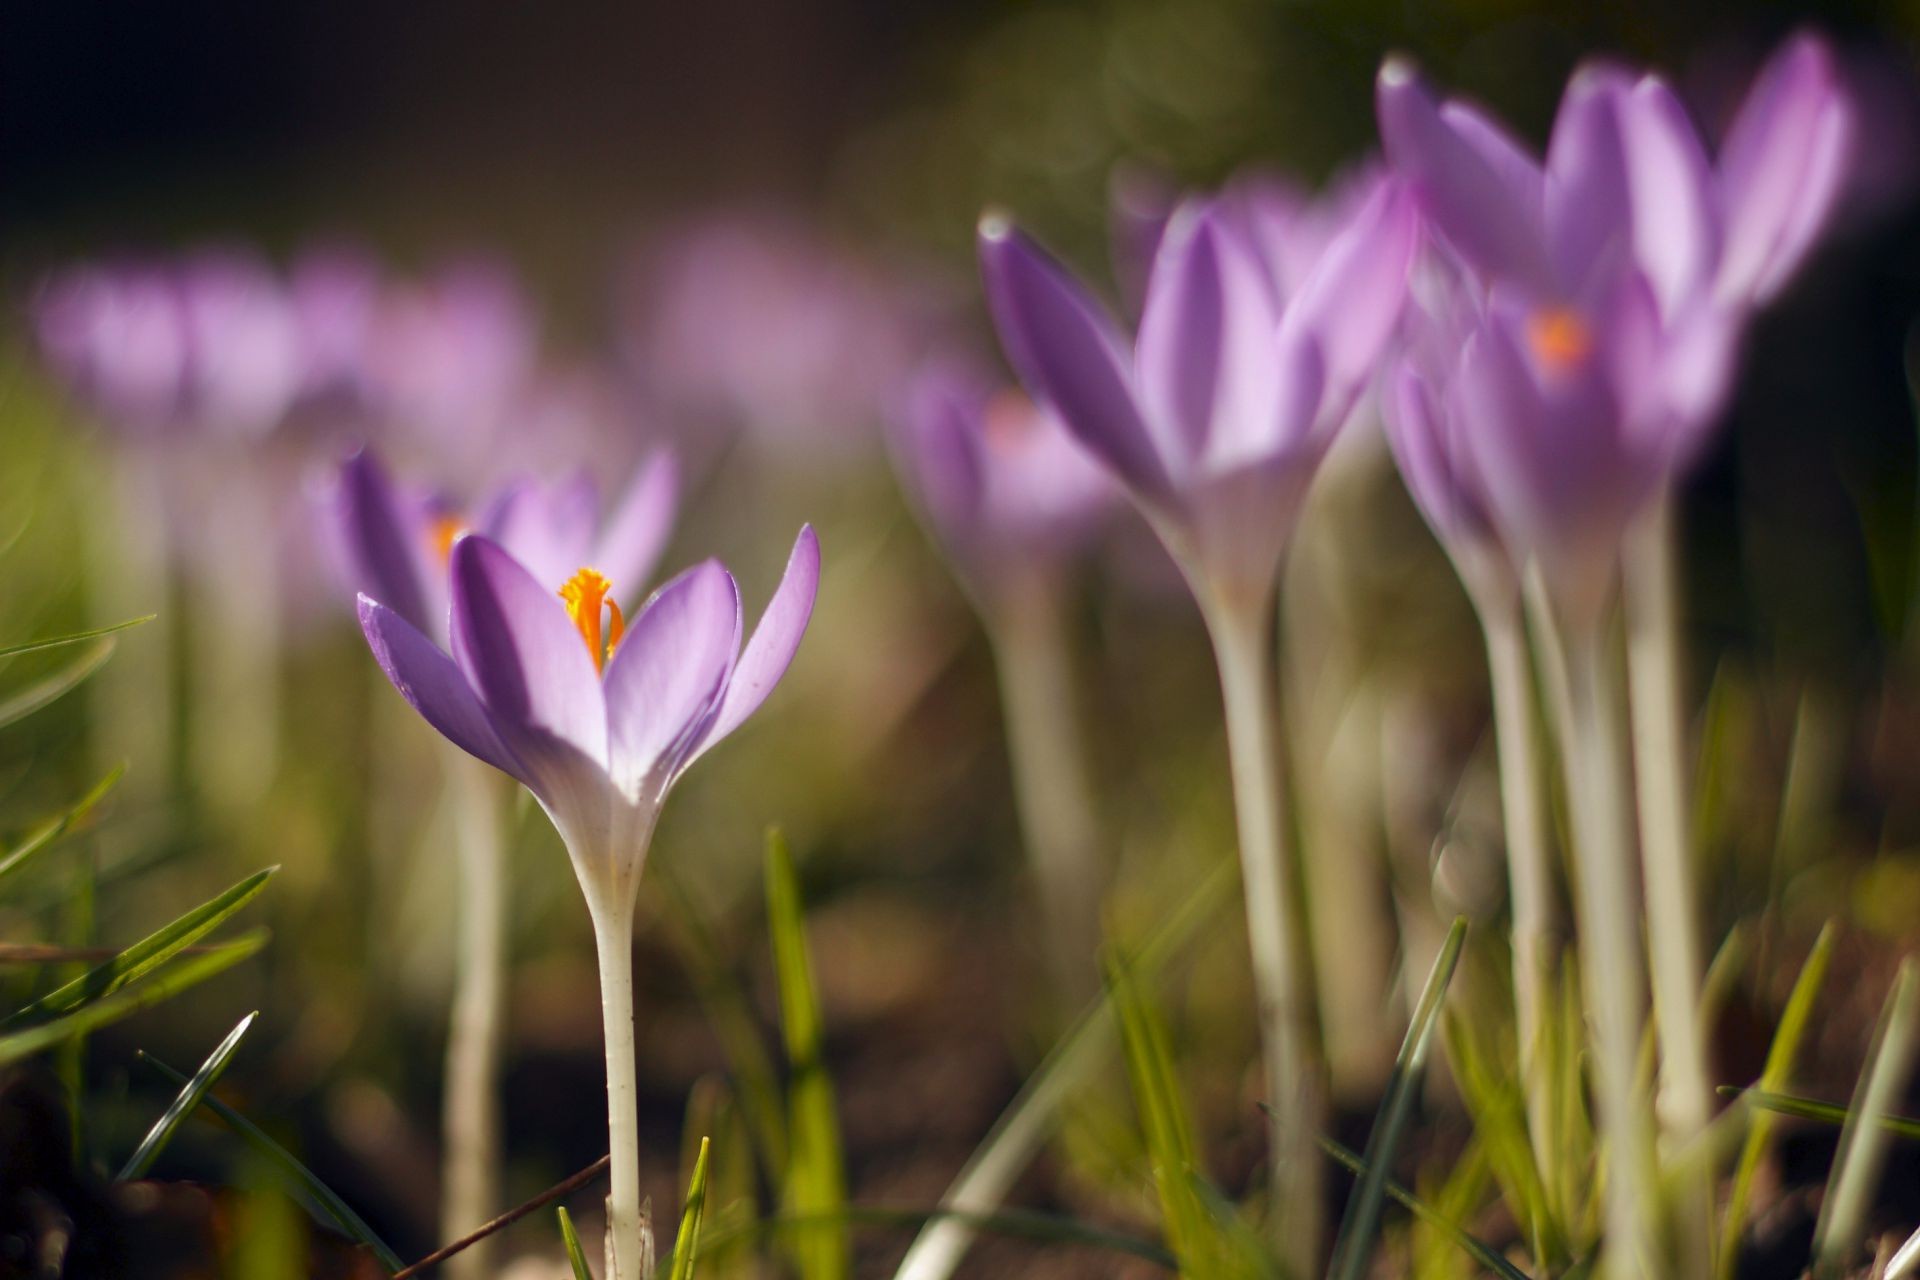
(1525, 307, 1593, 373)
(431, 514, 467, 566)
(559, 568, 624, 673)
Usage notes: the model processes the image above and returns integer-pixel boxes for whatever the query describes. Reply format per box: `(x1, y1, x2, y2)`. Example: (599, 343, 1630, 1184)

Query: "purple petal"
(447, 535, 609, 771)
(893, 363, 989, 546)
(1716, 33, 1854, 306)
(589, 449, 680, 602)
(1277, 179, 1417, 417)
(481, 472, 600, 593)
(1544, 64, 1638, 295)
(603, 560, 742, 797)
(683, 525, 821, 768)
(1377, 58, 1554, 288)
(978, 216, 1174, 501)
(358, 596, 525, 781)
(1136, 203, 1284, 467)
(336, 449, 435, 636)
(1618, 77, 1720, 316)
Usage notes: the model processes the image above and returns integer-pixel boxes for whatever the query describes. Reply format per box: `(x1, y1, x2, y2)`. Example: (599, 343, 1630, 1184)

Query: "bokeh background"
(4, 0, 1920, 1273)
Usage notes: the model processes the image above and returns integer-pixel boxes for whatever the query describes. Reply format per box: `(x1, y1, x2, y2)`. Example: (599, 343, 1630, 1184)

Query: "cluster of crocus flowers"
(980, 169, 1417, 1273)
(1378, 31, 1852, 1280)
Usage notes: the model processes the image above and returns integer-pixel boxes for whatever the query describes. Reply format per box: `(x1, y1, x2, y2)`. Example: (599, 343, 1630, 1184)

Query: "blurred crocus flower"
(979, 178, 1417, 609)
(358, 527, 818, 903)
(334, 446, 679, 644)
(1377, 33, 1852, 621)
(34, 264, 190, 432)
(890, 360, 1113, 598)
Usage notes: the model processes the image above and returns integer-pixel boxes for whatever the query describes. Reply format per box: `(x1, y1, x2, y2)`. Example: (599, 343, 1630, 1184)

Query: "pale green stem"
(985, 576, 1104, 1003)
(1480, 603, 1557, 1183)
(190, 471, 281, 813)
(93, 449, 173, 805)
(1204, 594, 1324, 1276)
(1546, 621, 1659, 1280)
(440, 750, 506, 1280)
(1622, 497, 1714, 1275)
(592, 902, 645, 1280)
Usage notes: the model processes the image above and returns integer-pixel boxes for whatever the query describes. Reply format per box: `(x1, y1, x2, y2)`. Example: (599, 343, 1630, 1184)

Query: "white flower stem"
(1540, 613, 1658, 1280)
(189, 463, 281, 813)
(1204, 593, 1324, 1276)
(93, 449, 174, 807)
(985, 575, 1104, 1003)
(440, 749, 507, 1280)
(1479, 602, 1557, 1180)
(1622, 495, 1714, 1277)
(592, 903, 645, 1280)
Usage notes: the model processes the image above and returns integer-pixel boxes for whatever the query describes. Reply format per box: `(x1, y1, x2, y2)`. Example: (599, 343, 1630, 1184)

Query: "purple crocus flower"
(357, 527, 819, 902)
(333, 446, 680, 644)
(890, 359, 1113, 597)
(1377, 34, 1852, 619)
(979, 177, 1417, 608)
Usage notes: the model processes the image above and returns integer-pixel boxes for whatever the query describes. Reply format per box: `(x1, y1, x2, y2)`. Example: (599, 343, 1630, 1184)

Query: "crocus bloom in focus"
(979, 177, 1417, 607)
(358, 527, 819, 907)
(334, 446, 680, 644)
(891, 359, 1113, 598)
(1377, 33, 1852, 620)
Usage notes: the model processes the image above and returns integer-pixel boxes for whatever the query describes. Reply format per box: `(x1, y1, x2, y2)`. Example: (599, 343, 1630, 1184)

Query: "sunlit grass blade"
(117, 1010, 258, 1180)
(1813, 957, 1920, 1277)
(1106, 948, 1215, 1277)
(4, 866, 276, 1027)
(1887, 1221, 1920, 1280)
(1726, 1088, 1920, 1138)
(1321, 1138, 1533, 1280)
(892, 861, 1233, 1280)
(669, 1135, 712, 1280)
(0, 933, 265, 1066)
(1330, 917, 1468, 1280)
(0, 765, 124, 887)
(766, 827, 849, 1280)
(0, 638, 117, 728)
(559, 1204, 595, 1280)
(141, 1050, 405, 1272)
(1719, 921, 1836, 1280)
(1443, 1009, 1564, 1266)
(0, 614, 153, 662)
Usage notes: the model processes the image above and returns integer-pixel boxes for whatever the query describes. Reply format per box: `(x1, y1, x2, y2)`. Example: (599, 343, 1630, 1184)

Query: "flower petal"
(358, 595, 524, 781)
(602, 559, 742, 798)
(978, 216, 1175, 502)
(337, 449, 435, 636)
(1619, 76, 1720, 316)
(1716, 32, 1853, 306)
(893, 362, 988, 548)
(480, 471, 600, 593)
(683, 525, 821, 768)
(592, 448, 681, 604)
(1277, 179, 1417, 417)
(448, 534, 609, 771)
(1544, 64, 1638, 296)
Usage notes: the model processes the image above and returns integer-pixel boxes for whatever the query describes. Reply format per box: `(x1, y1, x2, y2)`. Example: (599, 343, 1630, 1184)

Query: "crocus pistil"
(559, 567, 626, 672)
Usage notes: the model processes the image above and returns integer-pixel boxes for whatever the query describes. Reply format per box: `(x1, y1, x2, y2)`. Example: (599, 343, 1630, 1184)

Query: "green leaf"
(765, 827, 848, 1280)
(1329, 917, 1468, 1280)
(4, 867, 276, 1027)
(0, 934, 265, 1066)
(0, 639, 118, 729)
(1719, 922, 1835, 1280)
(1728, 1088, 1920, 1139)
(1813, 957, 1920, 1277)
(0, 615, 154, 661)
(559, 1205, 595, 1280)
(117, 1011, 258, 1181)
(1321, 1139, 1533, 1280)
(0, 766, 124, 887)
(140, 1052, 404, 1272)
(669, 1136, 712, 1280)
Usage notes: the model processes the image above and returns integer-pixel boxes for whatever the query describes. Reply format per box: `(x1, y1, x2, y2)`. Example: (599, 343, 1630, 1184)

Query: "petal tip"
(978, 209, 1017, 243)
(1378, 54, 1419, 89)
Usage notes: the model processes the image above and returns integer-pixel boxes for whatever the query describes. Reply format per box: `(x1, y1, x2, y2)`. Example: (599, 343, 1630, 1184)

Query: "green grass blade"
(0, 639, 119, 728)
(1443, 1010, 1564, 1265)
(689, 1205, 1178, 1272)
(1813, 957, 1920, 1277)
(1727, 1088, 1920, 1139)
(669, 1136, 712, 1280)
(559, 1204, 595, 1279)
(1322, 1139, 1533, 1280)
(765, 827, 849, 1280)
(891, 860, 1234, 1280)
(0, 766, 125, 887)
(0, 934, 265, 1066)
(141, 1051, 404, 1272)
(4, 866, 276, 1027)
(1719, 922, 1836, 1280)
(0, 615, 153, 662)
(1330, 917, 1468, 1280)
(117, 1010, 258, 1180)
(1106, 948, 1215, 1278)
